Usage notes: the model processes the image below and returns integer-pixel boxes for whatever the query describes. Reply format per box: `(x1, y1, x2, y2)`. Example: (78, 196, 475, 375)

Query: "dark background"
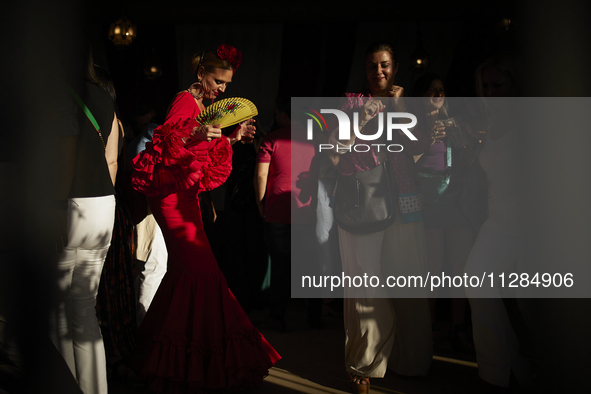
(83, 0, 533, 129)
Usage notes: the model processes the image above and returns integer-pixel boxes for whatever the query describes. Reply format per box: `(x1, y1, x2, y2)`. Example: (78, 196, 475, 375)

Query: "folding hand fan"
(195, 97, 258, 128)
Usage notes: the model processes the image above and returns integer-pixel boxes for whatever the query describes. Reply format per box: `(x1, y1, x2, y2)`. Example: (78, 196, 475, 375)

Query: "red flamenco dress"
(130, 99, 280, 393)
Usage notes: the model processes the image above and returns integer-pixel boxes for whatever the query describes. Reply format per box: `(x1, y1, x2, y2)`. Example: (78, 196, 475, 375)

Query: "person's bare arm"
(254, 162, 270, 218)
(105, 112, 119, 186)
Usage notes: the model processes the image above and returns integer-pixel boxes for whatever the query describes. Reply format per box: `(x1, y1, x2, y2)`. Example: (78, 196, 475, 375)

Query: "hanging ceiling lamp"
(108, 17, 137, 48)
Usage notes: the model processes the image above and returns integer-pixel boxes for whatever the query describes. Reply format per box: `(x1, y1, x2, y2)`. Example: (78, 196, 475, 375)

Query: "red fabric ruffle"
(134, 268, 281, 393)
(131, 118, 232, 197)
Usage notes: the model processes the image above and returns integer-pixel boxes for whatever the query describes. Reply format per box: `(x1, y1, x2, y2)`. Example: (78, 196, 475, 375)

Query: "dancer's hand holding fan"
(187, 97, 258, 145)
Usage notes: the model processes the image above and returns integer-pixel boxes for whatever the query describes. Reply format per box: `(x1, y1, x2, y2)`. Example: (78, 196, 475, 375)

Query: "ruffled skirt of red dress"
(134, 266, 280, 393)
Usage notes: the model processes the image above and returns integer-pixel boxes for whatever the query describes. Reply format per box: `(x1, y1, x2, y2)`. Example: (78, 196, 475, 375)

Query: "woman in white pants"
(51, 56, 119, 394)
(332, 42, 432, 394)
(464, 53, 534, 390)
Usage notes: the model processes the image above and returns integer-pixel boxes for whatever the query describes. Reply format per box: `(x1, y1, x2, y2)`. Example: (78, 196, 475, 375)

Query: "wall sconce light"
(144, 63, 163, 79)
(411, 33, 429, 71)
(144, 49, 163, 79)
(108, 17, 137, 48)
(498, 17, 512, 32)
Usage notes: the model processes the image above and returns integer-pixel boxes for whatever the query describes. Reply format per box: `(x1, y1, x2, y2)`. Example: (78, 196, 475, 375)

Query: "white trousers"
(315, 176, 340, 277)
(340, 218, 432, 378)
(133, 213, 167, 327)
(465, 217, 533, 387)
(50, 195, 115, 394)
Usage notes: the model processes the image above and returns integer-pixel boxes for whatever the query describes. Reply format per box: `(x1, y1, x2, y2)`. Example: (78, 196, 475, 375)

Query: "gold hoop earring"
(189, 81, 203, 100)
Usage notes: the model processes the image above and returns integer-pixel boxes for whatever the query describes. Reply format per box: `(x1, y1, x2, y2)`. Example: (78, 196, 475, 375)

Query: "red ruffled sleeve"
(131, 118, 232, 197)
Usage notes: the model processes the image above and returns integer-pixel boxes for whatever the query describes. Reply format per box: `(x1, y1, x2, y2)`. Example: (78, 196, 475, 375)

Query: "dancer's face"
(366, 51, 398, 97)
(199, 67, 233, 100)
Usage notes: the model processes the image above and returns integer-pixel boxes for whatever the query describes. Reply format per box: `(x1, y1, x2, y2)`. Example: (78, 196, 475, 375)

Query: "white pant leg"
(340, 221, 431, 378)
(316, 177, 339, 276)
(382, 222, 432, 376)
(344, 297, 396, 378)
(465, 217, 531, 387)
(51, 195, 115, 394)
(134, 213, 167, 327)
(340, 227, 392, 378)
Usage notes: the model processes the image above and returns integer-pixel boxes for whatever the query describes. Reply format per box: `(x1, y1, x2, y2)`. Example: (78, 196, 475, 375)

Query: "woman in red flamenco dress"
(130, 45, 280, 393)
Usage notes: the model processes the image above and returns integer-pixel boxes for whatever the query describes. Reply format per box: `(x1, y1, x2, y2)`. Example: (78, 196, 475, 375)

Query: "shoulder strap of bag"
(370, 145, 388, 167)
(445, 138, 452, 169)
(68, 86, 106, 149)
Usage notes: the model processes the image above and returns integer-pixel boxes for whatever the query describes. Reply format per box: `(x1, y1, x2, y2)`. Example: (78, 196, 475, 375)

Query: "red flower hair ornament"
(217, 44, 242, 73)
